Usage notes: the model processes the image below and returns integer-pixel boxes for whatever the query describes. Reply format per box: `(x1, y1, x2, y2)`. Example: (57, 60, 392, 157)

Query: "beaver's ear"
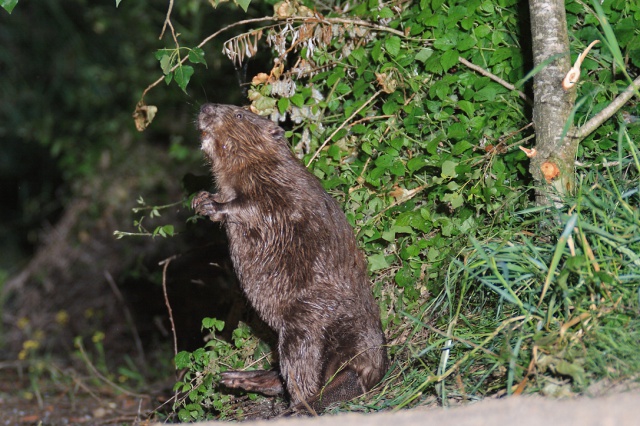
(270, 126, 285, 139)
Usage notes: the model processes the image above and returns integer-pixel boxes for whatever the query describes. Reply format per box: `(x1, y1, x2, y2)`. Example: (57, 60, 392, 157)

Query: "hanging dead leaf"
(132, 101, 158, 132)
(252, 73, 270, 85)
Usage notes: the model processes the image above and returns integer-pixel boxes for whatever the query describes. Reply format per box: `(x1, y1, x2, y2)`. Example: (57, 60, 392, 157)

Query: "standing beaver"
(191, 103, 388, 412)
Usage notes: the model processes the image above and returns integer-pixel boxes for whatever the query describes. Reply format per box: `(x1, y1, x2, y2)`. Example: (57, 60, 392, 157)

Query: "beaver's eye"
(235, 113, 244, 119)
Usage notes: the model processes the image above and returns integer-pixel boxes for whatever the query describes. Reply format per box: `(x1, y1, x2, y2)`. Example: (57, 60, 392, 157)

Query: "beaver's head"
(198, 104, 287, 174)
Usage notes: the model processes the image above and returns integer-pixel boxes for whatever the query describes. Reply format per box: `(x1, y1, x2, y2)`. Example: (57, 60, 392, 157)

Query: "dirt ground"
(183, 391, 640, 426)
(2, 360, 639, 426)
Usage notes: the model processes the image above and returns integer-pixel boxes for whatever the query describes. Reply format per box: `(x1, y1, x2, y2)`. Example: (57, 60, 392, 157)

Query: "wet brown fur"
(192, 103, 388, 412)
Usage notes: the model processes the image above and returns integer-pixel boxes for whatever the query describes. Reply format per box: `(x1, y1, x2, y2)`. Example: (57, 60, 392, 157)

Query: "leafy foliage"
(172, 318, 273, 421)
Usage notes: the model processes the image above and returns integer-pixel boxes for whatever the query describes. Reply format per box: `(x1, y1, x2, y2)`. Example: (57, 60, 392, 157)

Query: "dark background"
(0, 0, 273, 365)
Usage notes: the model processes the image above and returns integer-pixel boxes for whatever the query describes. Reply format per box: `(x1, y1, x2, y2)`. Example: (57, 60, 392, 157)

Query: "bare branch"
(575, 74, 640, 141)
(159, 0, 174, 40)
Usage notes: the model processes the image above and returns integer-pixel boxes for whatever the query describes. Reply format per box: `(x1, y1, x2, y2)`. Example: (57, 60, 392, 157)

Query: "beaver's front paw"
(192, 191, 225, 221)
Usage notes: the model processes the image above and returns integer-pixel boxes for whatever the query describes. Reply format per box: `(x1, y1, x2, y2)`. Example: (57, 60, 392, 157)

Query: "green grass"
(376, 145, 640, 407)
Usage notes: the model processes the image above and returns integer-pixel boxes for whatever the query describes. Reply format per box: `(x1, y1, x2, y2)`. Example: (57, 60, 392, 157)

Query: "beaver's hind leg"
(219, 370, 284, 396)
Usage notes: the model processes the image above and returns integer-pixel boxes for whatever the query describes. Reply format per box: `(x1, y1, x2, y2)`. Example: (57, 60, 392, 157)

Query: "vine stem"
(306, 90, 384, 166)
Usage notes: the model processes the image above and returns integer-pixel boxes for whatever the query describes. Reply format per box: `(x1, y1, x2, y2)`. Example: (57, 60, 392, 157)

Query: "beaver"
(191, 103, 388, 412)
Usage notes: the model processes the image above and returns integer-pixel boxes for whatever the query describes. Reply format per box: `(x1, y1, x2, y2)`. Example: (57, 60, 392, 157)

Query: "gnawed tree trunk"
(529, 0, 576, 205)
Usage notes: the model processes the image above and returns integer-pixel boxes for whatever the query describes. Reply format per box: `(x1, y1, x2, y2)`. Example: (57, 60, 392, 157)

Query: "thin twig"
(159, 255, 180, 359)
(306, 90, 384, 166)
(103, 271, 147, 370)
(159, 0, 175, 40)
(139, 16, 276, 101)
(574, 74, 640, 141)
(458, 56, 530, 103)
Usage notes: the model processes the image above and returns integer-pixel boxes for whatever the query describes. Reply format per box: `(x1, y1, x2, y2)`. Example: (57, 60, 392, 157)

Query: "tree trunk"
(528, 0, 577, 205)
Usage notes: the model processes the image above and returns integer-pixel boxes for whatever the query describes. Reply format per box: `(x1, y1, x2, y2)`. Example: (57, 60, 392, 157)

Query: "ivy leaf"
(235, 0, 251, 12)
(1, 0, 18, 13)
(174, 65, 194, 93)
(385, 36, 401, 57)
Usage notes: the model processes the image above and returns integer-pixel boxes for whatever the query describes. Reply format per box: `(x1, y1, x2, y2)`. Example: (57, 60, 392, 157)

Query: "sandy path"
(185, 391, 640, 426)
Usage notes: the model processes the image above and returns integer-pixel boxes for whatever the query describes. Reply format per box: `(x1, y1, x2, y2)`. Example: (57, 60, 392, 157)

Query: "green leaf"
(433, 35, 457, 51)
(235, 0, 251, 12)
(385, 36, 402, 57)
(290, 93, 304, 107)
(489, 47, 513, 66)
(371, 40, 384, 62)
(379, 6, 394, 19)
(452, 140, 474, 155)
(457, 35, 476, 51)
(441, 160, 458, 178)
(159, 54, 172, 74)
(407, 157, 426, 172)
(115, 0, 122, 7)
(277, 97, 289, 114)
(202, 317, 225, 331)
(443, 192, 464, 209)
(368, 253, 391, 271)
(440, 50, 459, 72)
(375, 154, 394, 168)
(415, 48, 434, 63)
(474, 85, 500, 102)
(475, 24, 491, 38)
(1, 0, 18, 13)
(390, 160, 406, 176)
(188, 47, 207, 66)
(458, 100, 475, 116)
(174, 65, 194, 93)
(174, 351, 192, 369)
(162, 224, 175, 237)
